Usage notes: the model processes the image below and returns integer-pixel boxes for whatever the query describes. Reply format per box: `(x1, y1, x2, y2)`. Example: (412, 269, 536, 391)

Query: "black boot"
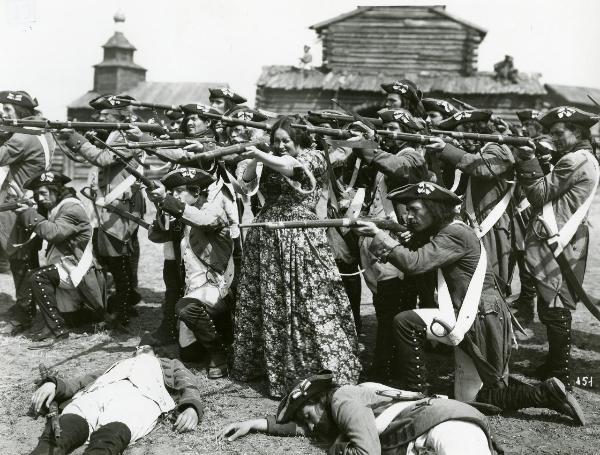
(536, 307, 572, 390)
(30, 266, 69, 341)
(146, 260, 182, 346)
(477, 378, 585, 425)
(104, 256, 133, 327)
(176, 297, 227, 379)
(84, 422, 131, 455)
(392, 310, 428, 393)
(30, 413, 89, 455)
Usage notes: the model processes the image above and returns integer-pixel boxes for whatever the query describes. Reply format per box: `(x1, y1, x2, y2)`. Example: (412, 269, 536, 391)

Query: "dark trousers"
(336, 260, 362, 334)
(371, 277, 418, 380)
(103, 255, 134, 324)
(392, 310, 428, 391)
(30, 265, 69, 336)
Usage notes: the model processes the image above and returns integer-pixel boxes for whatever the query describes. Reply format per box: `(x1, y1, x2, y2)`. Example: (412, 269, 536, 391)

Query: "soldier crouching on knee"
(14, 171, 105, 345)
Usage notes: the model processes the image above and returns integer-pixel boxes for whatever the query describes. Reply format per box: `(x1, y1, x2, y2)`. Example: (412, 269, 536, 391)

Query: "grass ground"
(0, 198, 599, 454)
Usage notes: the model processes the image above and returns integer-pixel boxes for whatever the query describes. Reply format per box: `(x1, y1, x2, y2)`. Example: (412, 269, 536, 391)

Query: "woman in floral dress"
(231, 116, 361, 398)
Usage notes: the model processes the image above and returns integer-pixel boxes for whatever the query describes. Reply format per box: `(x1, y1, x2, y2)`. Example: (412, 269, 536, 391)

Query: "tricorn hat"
(208, 87, 247, 104)
(436, 110, 493, 130)
(224, 106, 268, 123)
(0, 91, 38, 109)
(181, 103, 221, 117)
(276, 370, 334, 424)
(378, 108, 424, 132)
(89, 94, 136, 111)
(381, 79, 423, 104)
(23, 171, 71, 190)
(538, 106, 599, 129)
(422, 98, 458, 119)
(387, 181, 462, 205)
(160, 168, 215, 191)
(516, 109, 542, 124)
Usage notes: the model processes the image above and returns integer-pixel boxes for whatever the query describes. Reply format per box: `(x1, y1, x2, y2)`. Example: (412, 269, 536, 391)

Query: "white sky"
(1, 0, 599, 119)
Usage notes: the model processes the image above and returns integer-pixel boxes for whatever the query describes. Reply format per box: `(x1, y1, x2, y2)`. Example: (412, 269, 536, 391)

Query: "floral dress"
(231, 149, 361, 398)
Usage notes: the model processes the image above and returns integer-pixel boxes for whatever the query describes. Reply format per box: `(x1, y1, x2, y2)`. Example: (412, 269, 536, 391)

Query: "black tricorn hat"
(378, 108, 424, 132)
(208, 87, 247, 104)
(387, 181, 462, 205)
(89, 94, 136, 111)
(224, 106, 268, 123)
(0, 90, 38, 109)
(381, 79, 423, 104)
(436, 110, 493, 130)
(160, 168, 215, 191)
(515, 109, 542, 124)
(276, 370, 334, 424)
(181, 103, 221, 117)
(538, 106, 599, 129)
(422, 98, 458, 118)
(23, 171, 71, 190)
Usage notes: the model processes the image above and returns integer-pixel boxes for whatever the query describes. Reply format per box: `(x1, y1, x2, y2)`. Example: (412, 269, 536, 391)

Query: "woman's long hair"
(269, 115, 312, 150)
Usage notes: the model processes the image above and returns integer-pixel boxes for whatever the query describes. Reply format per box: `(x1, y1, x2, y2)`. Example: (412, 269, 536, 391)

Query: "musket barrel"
(123, 139, 199, 149)
(188, 139, 267, 161)
(430, 129, 530, 146)
(0, 119, 166, 135)
(292, 124, 354, 139)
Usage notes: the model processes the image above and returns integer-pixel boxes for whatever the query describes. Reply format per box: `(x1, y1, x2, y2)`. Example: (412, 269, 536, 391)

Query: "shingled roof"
(545, 84, 600, 108)
(257, 65, 546, 96)
(67, 81, 227, 109)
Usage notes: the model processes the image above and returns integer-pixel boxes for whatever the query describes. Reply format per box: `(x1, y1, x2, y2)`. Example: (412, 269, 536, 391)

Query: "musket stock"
(0, 198, 33, 212)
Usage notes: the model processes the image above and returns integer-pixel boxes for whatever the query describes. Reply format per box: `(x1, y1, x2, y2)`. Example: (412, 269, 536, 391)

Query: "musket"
(121, 139, 207, 149)
(80, 187, 151, 230)
(90, 95, 183, 113)
(239, 218, 407, 234)
(536, 215, 600, 322)
(38, 364, 61, 440)
(182, 139, 269, 163)
(0, 118, 167, 135)
(587, 95, 600, 108)
(86, 136, 157, 189)
(0, 198, 33, 212)
(430, 129, 531, 147)
(307, 110, 383, 127)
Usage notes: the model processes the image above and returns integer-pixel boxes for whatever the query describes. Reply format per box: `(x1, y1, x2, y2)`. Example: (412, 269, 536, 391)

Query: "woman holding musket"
(352, 181, 584, 425)
(231, 115, 360, 398)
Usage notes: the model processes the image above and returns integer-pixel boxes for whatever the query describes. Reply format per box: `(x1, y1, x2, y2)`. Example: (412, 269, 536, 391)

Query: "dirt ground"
(1, 198, 599, 455)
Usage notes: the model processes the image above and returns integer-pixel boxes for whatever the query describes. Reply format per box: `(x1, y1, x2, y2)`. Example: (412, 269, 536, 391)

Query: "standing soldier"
(514, 107, 599, 390)
(15, 171, 105, 343)
(147, 168, 234, 378)
(430, 110, 515, 296)
(381, 80, 428, 121)
(354, 108, 430, 381)
(60, 120, 144, 327)
(0, 90, 55, 334)
(208, 88, 247, 144)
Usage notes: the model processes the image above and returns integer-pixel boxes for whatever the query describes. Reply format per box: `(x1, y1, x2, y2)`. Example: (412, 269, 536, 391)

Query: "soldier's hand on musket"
(183, 141, 204, 153)
(425, 137, 446, 151)
(348, 121, 374, 139)
(57, 128, 76, 140)
(241, 145, 264, 159)
(512, 140, 537, 162)
(351, 220, 380, 237)
(30, 381, 56, 415)
(399, 230, 413, 244)
(125, 126, 143, 141)
(13, 200, 34, 213)
(146, 183, 166, 203)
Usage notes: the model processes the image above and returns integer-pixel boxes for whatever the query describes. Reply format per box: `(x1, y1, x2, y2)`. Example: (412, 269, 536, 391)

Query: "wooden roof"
(67, 81, 227, 109)
(310, 5, 486, 36)
(257, 65, 546, 95)
(545, 84, 600, 108)
(102, 31, 136, 50)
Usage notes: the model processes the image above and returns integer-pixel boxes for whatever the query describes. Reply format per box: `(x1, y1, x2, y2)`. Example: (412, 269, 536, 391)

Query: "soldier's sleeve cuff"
(158, 194, 186, 218)
(176, 399, 204, 421)
(266, 415, 299, 436)
(64, 132, 88, 151)
(516, 157, 544, 178)
(369, 231, 402, 263)
(353, 147, 376, 164)
(439, 143, 467, 166)
(20, 208, 45, 229)
(53, 378, 69, 401)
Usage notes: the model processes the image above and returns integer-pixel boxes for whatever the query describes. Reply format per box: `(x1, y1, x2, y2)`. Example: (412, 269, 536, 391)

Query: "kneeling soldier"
(15, 171, 104, 343)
